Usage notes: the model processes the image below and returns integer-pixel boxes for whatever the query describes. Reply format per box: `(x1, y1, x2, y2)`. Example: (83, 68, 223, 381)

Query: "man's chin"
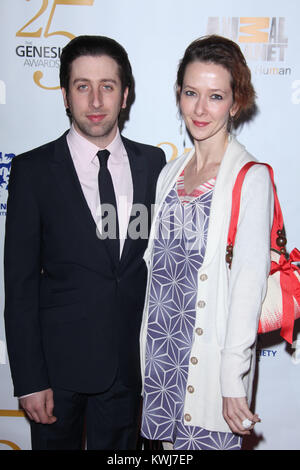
(75, 122, 117, 145)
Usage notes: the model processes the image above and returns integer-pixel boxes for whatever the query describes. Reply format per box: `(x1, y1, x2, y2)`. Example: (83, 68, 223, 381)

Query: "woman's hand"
(222, 396, 261, 435)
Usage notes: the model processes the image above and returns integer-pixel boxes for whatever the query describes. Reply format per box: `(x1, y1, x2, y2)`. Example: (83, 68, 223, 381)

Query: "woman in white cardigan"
(140, 35, 273, 450)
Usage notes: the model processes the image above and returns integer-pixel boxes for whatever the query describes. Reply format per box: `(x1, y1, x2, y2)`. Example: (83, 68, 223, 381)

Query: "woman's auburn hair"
(176, 35, 256, 119)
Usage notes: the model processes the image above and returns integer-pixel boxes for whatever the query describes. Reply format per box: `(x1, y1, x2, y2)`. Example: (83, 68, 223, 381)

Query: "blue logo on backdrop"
(0, 152, 15, 216)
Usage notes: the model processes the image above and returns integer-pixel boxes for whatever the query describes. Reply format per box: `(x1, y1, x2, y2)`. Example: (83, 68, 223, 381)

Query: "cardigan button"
(200, 273, 208, 281)
(184, 413, 192, 422)
(197, 300, 206, 308)
(190, 357, 198, 365)
(187, 385, 194, 393)
(195, 328, 203, 336)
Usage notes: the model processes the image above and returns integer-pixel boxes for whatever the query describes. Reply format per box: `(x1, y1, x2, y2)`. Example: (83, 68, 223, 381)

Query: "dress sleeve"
(220, 164, 274, 397)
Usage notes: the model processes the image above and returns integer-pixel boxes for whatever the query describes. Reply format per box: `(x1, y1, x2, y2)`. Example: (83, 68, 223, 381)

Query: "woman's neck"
(193, 132, 229, 172)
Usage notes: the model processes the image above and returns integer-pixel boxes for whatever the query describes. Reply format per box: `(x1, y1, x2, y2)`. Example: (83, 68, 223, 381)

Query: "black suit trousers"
(30, 373, 142, 450)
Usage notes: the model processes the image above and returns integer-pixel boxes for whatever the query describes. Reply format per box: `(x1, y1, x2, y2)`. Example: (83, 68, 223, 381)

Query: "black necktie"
(97, 150, 119, 262)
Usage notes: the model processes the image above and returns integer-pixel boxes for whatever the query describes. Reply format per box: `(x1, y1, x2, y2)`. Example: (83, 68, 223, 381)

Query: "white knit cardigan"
(140, 136, 274, 432)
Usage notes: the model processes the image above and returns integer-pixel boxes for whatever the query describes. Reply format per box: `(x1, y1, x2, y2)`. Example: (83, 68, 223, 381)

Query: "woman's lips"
(192, 120, 210, 127)
(87, 114, 106, 122)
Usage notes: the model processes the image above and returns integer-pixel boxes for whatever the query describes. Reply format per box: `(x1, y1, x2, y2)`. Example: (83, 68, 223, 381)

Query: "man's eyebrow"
(72, 78, 118, 84)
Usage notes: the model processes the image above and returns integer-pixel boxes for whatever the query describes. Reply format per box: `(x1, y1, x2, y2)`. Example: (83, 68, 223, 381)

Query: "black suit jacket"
(4, 131, 166, 396)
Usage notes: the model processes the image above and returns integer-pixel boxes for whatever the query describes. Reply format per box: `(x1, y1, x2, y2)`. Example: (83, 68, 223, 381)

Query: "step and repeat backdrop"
(0, 0, 299, 450)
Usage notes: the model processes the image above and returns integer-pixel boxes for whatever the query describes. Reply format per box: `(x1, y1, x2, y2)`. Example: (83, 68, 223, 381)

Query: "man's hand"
(222, 396, 260, 435)
(20, 388, 57, 424)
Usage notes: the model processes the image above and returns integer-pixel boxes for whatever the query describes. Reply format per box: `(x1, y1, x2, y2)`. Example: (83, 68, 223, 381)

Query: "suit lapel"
(49, 133, 149, 270)
(49, 132, 116, 268)
(120, 137, 147, 265)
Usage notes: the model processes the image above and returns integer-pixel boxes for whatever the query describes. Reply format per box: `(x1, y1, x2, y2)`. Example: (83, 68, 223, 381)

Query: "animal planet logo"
(206, 17, 291, 76)
(0, 152, 15, 216)
(15, 0, 94, 90)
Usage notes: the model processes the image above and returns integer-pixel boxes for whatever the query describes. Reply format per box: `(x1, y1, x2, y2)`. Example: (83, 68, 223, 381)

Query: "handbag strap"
(226, 162, 285, 264)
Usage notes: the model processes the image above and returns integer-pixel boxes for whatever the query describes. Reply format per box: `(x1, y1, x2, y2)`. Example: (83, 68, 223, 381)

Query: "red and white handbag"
(226, 161, 300, 344)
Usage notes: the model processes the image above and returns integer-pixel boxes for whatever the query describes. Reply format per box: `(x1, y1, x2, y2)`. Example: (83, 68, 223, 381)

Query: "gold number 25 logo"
(16, 0, 94, 90)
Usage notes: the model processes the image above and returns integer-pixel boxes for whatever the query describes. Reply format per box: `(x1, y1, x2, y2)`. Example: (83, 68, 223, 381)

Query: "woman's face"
(179, 61, 237, 145)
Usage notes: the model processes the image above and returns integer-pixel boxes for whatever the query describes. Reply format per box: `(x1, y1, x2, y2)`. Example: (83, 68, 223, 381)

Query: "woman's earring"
(228, 114, 233, 134)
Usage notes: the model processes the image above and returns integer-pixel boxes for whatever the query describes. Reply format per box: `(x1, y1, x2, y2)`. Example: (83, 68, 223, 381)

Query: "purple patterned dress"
(141, 175, 241, 450)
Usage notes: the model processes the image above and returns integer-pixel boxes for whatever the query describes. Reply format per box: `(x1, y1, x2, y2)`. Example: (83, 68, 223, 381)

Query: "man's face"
(62, 54, 128, 148)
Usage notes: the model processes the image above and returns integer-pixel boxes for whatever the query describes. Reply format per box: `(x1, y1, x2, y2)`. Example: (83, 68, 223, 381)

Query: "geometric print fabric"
(141, 181, 241, 450)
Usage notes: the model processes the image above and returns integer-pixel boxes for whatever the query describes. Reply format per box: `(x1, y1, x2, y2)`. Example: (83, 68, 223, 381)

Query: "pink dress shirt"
(67, 125, 133, 257)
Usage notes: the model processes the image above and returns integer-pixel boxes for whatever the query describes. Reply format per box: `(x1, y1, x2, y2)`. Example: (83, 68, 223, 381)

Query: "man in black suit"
(4, 35, 165, 450)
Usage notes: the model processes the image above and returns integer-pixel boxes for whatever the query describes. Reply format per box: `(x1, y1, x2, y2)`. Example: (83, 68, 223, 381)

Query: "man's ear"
(121, 87, 129, 109)
(176, 86, 181, 104)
